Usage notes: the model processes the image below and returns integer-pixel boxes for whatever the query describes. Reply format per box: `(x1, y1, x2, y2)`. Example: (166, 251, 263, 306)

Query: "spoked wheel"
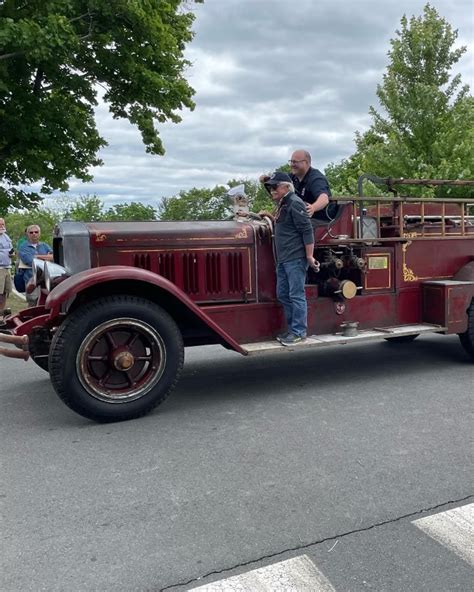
(49, 296, 184, 422)
(458, 299, 474, 361)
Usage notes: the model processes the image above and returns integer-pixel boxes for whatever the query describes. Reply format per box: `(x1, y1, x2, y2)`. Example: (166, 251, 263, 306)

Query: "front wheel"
(458, 299, 474, 361)
(49, 296, 184, 422)
(29, 329, 52, 372)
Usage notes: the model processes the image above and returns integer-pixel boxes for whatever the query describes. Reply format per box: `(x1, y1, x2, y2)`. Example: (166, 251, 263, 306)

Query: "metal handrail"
(357, 174, 474, 197)
(339, 195, 474, 240)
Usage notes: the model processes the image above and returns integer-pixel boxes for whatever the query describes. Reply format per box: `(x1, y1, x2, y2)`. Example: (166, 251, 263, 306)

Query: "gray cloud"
(57, 0, 473, 207)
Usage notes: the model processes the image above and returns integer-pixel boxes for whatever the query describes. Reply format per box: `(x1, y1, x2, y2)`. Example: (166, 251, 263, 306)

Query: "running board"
(241, 323, 446, 355)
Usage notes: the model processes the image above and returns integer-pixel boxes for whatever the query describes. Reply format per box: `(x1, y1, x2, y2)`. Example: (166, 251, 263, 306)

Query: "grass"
(6, 291, 27, 316)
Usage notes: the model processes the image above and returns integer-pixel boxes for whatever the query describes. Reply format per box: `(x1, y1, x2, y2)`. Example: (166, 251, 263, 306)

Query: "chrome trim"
(32, 258, 46, 287)
(55, 221, 91, 274)
(44, 261, 69, 292)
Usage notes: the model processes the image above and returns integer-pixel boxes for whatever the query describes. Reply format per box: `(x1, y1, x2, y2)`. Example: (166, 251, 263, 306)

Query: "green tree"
(64, 195, 105, 221)
(158, 185, 231, 221)
(105, 202, 157, 221)
(157, 178, 274, 221)
(327, 4, 473, 197)
(0, 0, 202, 213)
(4, 208, 59, 248)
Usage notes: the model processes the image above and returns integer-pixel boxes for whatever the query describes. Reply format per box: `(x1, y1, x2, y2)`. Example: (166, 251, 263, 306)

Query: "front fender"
(45, 266, 247, 354)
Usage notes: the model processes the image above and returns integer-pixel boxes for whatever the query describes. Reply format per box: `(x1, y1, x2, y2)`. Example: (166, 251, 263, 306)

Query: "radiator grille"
(182, 253, 199, 293)
(205, 253, 221, 293)
(227, 252, 243, 292)
(157, 253, 175, 281)
(133, 253, 151, 271)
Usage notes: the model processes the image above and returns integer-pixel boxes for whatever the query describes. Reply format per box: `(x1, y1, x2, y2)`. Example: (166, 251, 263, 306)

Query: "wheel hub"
(113, 349, 135, 371)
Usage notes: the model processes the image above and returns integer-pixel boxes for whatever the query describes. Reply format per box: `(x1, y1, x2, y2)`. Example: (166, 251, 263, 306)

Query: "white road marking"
(190, 554, 336, 591)
(413, 503, 474, 566)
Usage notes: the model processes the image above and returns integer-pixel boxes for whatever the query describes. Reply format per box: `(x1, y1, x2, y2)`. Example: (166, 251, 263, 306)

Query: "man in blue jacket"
(18, 224, 53, 306)
(265, 172, 318, 346)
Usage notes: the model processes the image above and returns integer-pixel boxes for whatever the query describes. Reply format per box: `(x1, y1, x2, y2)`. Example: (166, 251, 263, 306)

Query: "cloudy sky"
(62, 0, 473, 207)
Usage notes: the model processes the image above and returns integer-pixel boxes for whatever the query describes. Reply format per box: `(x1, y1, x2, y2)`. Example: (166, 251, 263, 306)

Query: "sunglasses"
(28, 231, 39, 234)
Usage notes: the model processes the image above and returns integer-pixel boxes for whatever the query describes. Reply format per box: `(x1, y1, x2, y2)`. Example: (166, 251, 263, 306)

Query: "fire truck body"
(1, 179, 473, 422)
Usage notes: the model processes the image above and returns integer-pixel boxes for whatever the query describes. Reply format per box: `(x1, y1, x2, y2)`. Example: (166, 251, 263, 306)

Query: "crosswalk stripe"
(413, 503, 474, 566)
(190, 554, 336, 591)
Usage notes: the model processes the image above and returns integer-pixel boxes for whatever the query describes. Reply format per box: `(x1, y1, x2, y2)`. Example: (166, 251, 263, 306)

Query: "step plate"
(242, 324, 445, 355)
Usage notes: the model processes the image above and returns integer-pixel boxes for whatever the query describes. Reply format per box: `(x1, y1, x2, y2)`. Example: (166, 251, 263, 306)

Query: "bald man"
(261, 150, 337, 222)
(287, 149, 337, 221)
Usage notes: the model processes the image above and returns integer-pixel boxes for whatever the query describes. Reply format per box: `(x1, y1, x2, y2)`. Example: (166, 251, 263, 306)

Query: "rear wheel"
(458, 300, 474, 361)
(49, 296, 184, 422)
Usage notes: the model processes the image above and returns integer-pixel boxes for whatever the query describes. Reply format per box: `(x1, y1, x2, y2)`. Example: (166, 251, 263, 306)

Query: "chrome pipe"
(0, 333, 28, 347)
(0, 347, 29, 360)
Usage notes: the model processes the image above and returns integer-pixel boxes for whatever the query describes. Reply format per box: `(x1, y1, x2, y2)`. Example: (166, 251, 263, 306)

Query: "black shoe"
(276, 332, 289, 343)
(279, 334, 306, 346)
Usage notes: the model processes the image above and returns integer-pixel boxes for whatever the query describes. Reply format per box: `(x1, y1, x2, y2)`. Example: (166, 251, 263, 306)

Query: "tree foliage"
(327, 4, 473, 197)
(4, 207, 59, 248)
(157, 178, 273, 221)
(4, 194, 158, 248)
(62, 194, 157, 221)
(0, 0, 202, 211)
(105, 201, 157, 221)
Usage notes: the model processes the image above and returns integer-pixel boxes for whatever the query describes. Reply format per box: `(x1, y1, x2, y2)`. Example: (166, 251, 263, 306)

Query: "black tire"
(29, 330, 52, 372)
(458, 299, 474, 361)
(32, 355, 49, 372)
(49, 296, 184, 422)
(384, 334, 419, 343)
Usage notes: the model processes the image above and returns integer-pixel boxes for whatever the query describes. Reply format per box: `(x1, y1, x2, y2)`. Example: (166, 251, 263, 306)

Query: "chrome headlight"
(44, 261, 69, 292)
(32, 258, 46, 287)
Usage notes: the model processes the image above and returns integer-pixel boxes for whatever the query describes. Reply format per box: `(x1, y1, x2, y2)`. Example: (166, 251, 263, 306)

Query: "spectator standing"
(264, 172, 318, 346)
(0, 218, 13, 322)
(18, 225, 53, 307)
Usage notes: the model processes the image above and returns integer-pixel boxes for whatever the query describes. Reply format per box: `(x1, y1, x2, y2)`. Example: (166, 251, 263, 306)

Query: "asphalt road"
(1, 334, 473, 591)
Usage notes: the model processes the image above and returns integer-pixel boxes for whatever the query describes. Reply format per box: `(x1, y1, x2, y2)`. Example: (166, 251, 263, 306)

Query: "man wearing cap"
(261, 149, 336, 222)
(265, 172, 318, 346)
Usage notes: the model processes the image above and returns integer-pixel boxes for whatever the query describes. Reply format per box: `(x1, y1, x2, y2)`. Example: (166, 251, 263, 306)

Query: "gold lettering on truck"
(368, 256, 388, 270)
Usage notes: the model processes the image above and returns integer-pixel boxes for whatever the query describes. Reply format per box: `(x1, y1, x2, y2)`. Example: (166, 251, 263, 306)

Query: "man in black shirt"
(261, 150, 336, 222)
(288, 149, 337, 221)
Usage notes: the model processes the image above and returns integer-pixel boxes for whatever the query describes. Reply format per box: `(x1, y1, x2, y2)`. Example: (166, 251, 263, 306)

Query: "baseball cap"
(264, 171, 292, 186)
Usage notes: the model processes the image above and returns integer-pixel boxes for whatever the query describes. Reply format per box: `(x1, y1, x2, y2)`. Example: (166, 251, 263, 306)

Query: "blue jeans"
(276, 257, 308, 337)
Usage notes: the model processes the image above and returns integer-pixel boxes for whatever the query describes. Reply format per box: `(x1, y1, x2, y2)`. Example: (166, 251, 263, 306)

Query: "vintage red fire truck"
(1, 177, 473, 422)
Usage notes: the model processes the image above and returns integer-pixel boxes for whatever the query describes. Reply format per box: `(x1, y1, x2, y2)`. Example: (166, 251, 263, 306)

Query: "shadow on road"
(168, 334, 470, 410)
(1, 334, 469, 426)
